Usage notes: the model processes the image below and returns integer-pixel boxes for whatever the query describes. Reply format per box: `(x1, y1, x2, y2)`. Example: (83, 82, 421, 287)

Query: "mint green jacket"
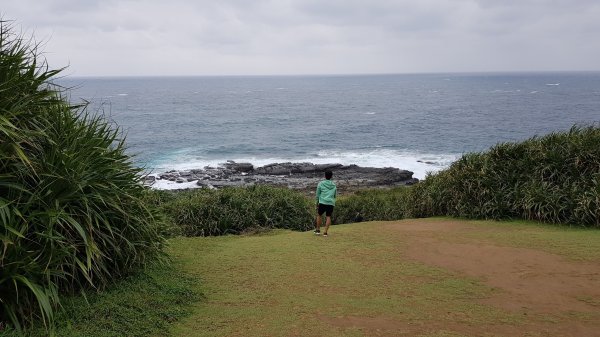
(316, 179, 337, 206)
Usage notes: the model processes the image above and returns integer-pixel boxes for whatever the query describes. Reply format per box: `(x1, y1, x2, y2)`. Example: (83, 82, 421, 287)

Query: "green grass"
(165, 221, 530, 337)
(0, 262, 198, 337)
(431, 218, 600, 261)
(4, 218, 599, 336)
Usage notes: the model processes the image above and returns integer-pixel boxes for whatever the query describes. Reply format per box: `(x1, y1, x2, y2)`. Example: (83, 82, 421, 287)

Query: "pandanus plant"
(0, 19, 166, 332)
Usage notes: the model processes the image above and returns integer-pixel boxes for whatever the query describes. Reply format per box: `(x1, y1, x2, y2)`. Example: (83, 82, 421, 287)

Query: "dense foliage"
(0, 264, 201, 337)
(0, 21, 165, 331)
(411, 126, 600, 227)
(0, 262, 197, 337)
(150, 186, 314, 236)
(334, 187, 411, 224)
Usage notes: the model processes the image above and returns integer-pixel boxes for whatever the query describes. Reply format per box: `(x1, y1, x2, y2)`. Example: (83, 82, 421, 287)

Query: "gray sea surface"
(60, 72, 600, 179)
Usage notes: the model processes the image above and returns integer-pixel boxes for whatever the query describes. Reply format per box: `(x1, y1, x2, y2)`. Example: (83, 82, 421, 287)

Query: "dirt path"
(391, 220, 600, 337)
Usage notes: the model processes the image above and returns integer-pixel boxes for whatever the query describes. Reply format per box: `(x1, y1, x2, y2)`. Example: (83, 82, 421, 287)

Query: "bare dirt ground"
(389, 220, 600, 337)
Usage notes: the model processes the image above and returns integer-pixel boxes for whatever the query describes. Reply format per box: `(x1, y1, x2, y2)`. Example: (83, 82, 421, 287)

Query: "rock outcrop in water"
(146, 161, 418, 193)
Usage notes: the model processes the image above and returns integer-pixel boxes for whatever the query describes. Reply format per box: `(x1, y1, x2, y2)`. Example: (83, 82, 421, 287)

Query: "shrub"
(334, 187, 411, 224)
(410, 125, 600, 227)
(0, 20, 166, 331)
(153, 186, 416, 235)
(158, 185, 314, 236)
(0, 262, 198, 337)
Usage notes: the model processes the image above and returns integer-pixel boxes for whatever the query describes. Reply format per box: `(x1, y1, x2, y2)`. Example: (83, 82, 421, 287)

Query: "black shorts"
(318, 203, 334, 216)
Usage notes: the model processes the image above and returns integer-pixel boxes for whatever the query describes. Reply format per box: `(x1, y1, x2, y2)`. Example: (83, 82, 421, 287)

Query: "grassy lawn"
(442, 219, 600, 261)
(4, 218, 599, 337)
(165, 218, 600, 337)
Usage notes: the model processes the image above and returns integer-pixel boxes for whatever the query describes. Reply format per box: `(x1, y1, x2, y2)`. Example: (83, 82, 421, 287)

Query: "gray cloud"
(2, 0, 599, 76)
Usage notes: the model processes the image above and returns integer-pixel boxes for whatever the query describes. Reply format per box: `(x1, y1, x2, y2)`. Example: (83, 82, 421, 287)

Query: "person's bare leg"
(316, 214, 322, 232)
(324, 216, 331, 235)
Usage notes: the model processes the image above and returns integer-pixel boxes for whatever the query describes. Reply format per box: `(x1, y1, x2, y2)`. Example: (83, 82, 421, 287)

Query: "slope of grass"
(0, 262, 198, 337)
(434, 218, 600, 261)
(166, 221, 515, 336)
(164, 219, 600, 337)
(4, 218, 598, 336)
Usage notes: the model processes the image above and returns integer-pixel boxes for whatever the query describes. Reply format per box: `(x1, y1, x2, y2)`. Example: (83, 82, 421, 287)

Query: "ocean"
(60, 72, 600, 181)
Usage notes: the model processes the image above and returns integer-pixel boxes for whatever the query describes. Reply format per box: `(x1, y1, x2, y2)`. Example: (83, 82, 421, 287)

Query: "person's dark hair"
(325, 170, 333, 179)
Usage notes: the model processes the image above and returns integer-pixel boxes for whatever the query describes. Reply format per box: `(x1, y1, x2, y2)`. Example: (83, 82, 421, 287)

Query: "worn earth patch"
(390, 219, 600, 337)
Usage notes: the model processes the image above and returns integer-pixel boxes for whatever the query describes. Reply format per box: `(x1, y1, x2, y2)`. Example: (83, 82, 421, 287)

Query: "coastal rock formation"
(223, 161, 254, 172)
(253, 163, 344, 175)
(147, 161, 418, 192)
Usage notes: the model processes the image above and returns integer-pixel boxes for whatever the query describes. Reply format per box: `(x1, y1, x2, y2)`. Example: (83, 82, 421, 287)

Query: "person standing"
(314, 170, 337, 237)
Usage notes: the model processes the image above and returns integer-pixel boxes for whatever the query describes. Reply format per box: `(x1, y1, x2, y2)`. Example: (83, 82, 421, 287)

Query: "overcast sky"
(3, 0, 600, 76)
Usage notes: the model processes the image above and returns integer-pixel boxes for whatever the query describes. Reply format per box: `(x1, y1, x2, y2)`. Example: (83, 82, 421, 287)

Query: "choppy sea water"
(60, 72, 600, 183)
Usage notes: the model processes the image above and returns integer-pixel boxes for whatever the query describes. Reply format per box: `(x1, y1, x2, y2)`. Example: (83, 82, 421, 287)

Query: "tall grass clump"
(334, 187, 412, 224)
(411, 126, 600, 227)
(0, 20, 165, 331)
(156, 185, 314, 236)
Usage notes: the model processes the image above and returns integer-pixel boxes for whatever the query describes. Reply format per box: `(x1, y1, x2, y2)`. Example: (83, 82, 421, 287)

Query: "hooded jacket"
(316, 179, 337, 206)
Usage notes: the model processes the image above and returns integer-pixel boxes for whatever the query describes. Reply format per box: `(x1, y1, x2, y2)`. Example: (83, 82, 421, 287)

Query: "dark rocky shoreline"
(146, 161, 418, 193)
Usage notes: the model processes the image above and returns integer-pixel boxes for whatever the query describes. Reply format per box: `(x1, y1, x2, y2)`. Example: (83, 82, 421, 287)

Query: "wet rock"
(143, 176, 156, 186)
(223, 161, 254, 172)
(254, 163, 292, 175)
(156, 161, 417, 191)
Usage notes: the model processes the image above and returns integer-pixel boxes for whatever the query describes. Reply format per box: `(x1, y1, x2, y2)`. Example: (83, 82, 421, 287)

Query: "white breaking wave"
(312, 149, 458, 179)
(546, 83, 560, 86)
(152, 179, 200, 190)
